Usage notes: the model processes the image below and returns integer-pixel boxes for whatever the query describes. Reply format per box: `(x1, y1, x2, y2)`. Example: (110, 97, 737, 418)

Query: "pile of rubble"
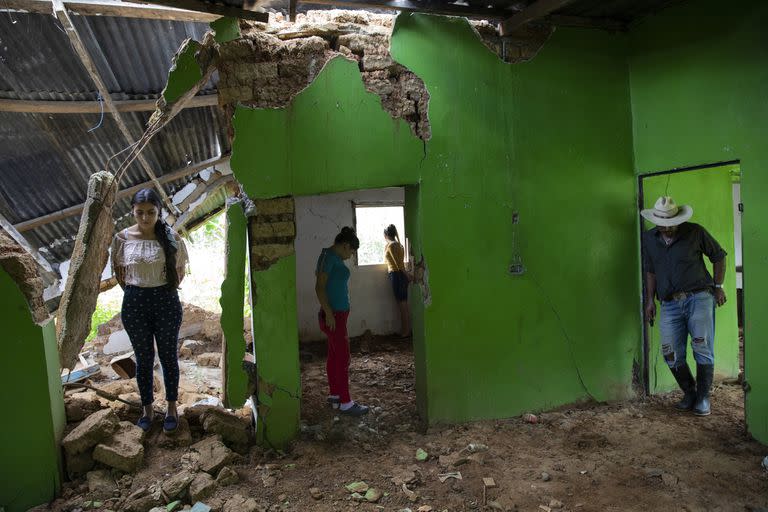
(51, 403, 255, 512)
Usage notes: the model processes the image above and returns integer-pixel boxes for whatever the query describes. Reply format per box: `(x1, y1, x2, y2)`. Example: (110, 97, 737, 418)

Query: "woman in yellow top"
(384, 224, 411, 338)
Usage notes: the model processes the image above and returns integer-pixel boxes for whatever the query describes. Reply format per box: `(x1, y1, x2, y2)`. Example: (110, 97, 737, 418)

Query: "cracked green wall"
(629, 0, 768, 442)
(0, 271, 63, 512)
(231, 15, 637, 427)
(220, 203, 249, 408)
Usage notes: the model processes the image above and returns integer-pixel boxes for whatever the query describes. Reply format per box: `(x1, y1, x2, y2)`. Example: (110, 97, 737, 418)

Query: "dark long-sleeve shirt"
(642, 222, 726, 301)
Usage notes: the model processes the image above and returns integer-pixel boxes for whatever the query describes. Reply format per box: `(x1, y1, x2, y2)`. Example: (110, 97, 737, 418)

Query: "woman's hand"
(324, 309, 336, 331)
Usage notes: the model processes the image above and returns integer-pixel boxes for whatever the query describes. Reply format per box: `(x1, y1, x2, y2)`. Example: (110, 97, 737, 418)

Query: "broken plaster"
(218, 11, 432, 141)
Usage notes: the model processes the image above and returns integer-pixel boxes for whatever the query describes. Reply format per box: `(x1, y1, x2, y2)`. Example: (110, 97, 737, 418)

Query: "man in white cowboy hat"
(642, 196, 727, 416)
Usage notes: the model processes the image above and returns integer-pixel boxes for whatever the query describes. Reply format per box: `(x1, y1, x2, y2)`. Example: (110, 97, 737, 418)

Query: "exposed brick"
(251, 244, 294, 262)
(250, 222, 295, 238)
(254, 198, 294, 215)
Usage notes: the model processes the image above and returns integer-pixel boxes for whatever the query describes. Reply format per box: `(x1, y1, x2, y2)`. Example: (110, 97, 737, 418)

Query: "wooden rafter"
(51, 0, 180, 215)
(499, 0, 576, 36)
(1, 0, 220, 20)
(0, 95, 219, 114)
(14, 155, 231, 232)
(133, 0, 268, 21)
(301, 0, 517, 19)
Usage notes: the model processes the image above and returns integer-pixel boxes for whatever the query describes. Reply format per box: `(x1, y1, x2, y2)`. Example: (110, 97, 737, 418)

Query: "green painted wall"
(220, 204, 249, 408)
(629, 0, 768, 442)
(404, 184, 427, 419)
(642, 166, 739, 393)
(0, 271, 62, 512)
(210, 17, 241, 43)
(162, 40, 203, 105)
(251, 256, 301, 448)
(231, 15, 638, 426)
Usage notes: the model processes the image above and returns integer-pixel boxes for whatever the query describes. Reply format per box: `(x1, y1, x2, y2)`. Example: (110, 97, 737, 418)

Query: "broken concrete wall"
(0, 229, 49, 324)
(249, 197, 295, 271)
(218, 11, 432, 141)
(230, 14, 638, 429)
(245, 197, 300, 448)
(56, 171, 117, 370)
(0, 270, 63, 512)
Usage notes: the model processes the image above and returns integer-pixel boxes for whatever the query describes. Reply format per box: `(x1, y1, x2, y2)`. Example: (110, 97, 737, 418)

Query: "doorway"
(292, 186, 422, 434)
(639, 162, 742, 395)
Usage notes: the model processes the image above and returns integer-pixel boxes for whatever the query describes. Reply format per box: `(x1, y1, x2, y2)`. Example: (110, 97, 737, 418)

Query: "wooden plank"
(1, 0, 221, 21)
(171, 175, 236, 229)
(51, 0, 178, 214)
(499, 0, 576, 36)
(300, 0, 517, 19)
(0, 94, 219, 114)
(14, 155, 230, 232)
(134, 0, 268, 22)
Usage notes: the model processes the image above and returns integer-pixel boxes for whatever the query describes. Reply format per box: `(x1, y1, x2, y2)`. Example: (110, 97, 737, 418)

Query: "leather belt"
(666, 287, 710, 302)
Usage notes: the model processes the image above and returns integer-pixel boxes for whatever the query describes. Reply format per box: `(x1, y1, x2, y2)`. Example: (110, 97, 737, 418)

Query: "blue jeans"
(659, 290, 715, 367)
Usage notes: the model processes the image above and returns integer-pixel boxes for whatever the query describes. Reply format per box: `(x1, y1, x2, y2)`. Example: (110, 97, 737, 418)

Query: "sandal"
(163, 414, 178, 433)
(136, 416, 152, 432)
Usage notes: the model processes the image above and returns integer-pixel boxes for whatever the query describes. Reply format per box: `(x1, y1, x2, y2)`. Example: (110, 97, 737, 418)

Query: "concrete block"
(191, 436, 237, 475)
(190, 472, 217, 502)
(62, 408, 119, 455)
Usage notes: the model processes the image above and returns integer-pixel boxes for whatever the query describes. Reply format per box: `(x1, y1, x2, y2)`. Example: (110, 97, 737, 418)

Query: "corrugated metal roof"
(0, 11, 230, 273)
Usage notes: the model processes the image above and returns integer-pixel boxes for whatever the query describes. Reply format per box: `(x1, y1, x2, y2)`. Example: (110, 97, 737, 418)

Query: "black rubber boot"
(669, 364, 697, 411)
(693, 364, 714, 416)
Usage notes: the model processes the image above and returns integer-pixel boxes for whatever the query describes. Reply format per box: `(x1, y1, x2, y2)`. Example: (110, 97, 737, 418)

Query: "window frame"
(352, 201, 407, 267)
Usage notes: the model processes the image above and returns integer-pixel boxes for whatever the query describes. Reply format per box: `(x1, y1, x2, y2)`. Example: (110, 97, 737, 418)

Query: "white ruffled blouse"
(111, 229, 188, 287)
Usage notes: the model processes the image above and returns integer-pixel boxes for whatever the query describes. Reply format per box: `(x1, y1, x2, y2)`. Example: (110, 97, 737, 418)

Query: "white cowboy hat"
(641, 196, 693, 226)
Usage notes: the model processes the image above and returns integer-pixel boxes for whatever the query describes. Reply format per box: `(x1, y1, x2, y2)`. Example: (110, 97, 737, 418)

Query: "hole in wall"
(293, 186, 420, 440)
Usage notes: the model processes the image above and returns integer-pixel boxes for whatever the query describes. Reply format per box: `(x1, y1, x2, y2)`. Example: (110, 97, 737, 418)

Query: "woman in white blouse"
(111, 189, 188, 433)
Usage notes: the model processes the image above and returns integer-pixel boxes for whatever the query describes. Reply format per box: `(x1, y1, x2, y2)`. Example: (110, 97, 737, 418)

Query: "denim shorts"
(389, 271, 408, 302)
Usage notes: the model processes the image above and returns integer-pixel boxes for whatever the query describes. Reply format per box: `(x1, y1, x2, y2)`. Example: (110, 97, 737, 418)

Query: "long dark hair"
(131, 189, 180, 288)
(334, 226, 360, 249)
(384, 224, 400, 243)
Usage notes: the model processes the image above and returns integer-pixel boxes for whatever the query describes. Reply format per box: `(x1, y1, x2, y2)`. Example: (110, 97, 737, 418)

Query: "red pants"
(319, 310, 351, 403)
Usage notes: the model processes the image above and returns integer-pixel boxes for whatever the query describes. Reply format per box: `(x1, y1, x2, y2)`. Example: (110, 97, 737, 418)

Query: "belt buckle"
(671, 291, 687, 301)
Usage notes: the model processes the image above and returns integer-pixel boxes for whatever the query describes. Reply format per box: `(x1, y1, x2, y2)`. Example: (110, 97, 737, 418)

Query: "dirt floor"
(51, 327, 768, 512)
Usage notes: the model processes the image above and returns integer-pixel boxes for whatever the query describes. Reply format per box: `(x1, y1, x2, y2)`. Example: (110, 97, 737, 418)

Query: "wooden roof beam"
(499, 0, 576, 36)
(1, 0, 221, 21)
(0, 95, 219, 114)
(300, 0, 517, 19)
(52, 0, 180, 216)
(132, 0, 268, 22)
(14, 155, 231, 233)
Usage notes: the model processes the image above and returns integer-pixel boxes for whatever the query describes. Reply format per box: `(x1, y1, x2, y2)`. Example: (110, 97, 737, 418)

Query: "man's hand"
(714, 288, 727, 307)
(644, 301, 656, 324)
